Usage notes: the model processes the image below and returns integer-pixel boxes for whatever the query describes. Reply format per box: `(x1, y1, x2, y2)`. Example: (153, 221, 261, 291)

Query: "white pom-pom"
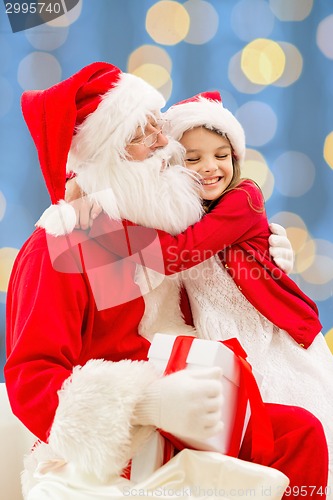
(36, 200, 77, 236)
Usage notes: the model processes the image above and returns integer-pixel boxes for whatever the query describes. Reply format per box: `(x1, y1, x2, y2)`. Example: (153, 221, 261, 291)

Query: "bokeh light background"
(0, 0, 332, 379)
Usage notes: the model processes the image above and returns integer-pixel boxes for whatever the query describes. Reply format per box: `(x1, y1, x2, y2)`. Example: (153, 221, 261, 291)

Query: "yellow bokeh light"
(324, 131, 333, 169)
(273, 42, 303, 87)
(325, 328, 333, 354)
(269, 212, 310, 264)
(295, 238, 316, 273)
(132, 64, 173, 102)
(0, 247, 19, 292)
(270, 211, 307, 230)
(132, 64, 170, 89)
(228, 52, 265, 95)
(242, 149, 274, 200)
(146, 1, 190, 45)
(287, 227, 308, 254)
(128, 45, 172, 74)
(241, 38, 286, 85)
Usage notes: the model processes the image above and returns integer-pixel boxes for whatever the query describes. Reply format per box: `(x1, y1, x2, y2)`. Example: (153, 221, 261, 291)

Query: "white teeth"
(202, 177, 220, 185)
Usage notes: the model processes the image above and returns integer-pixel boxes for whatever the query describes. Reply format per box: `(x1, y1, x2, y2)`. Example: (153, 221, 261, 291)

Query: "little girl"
(160, 91, 333, 488)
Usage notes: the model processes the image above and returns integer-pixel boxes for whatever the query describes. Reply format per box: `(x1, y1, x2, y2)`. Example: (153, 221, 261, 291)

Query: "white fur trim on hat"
(68, 73, 166, 170)
(36, 200, 77, 237)
(164, 96, 246, 164)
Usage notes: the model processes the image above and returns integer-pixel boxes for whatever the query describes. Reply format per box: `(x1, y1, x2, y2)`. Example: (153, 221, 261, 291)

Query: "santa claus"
(4, 62, 328, 499)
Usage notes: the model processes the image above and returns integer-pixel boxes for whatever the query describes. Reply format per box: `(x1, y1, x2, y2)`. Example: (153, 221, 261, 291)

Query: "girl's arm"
(89, 181, 269, 275)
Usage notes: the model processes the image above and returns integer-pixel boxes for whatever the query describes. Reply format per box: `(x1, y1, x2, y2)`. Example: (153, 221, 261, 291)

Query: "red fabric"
(179, 286, 193, 325)
(5, 227, 150, 441)
(66, 171, 77, 181)
(222, 337, 274, 460)
(89, 180, 322, 348)
(240, 403, 329, 499)
(21, 62, 121, 204)
(163, 335, 194, 375)
(158, 335, 273, 461)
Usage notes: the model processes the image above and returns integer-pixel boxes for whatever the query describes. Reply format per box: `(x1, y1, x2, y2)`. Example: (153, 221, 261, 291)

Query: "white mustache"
(147, 137, 186, 169)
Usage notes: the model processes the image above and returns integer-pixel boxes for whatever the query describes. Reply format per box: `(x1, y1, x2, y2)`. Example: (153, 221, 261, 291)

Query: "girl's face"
(180, 127, 234, 201)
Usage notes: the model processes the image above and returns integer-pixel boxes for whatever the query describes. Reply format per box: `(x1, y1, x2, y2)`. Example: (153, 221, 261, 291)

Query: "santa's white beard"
(73, 139, 202, 340)
(75, 138, 204, 234)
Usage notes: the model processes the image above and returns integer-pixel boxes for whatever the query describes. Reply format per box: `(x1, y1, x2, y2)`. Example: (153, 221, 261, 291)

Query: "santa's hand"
(65, 178, 102, 230)
(268, 223, 294, 274)
(133, 367, 224, 441)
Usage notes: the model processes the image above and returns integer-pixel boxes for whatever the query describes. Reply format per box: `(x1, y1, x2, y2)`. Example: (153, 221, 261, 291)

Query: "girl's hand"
(65, 178, 102, 230)
(268, 223, 294, 274)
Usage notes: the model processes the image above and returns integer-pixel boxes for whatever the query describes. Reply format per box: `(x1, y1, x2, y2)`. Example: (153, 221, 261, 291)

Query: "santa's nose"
(152, 131, 168, 149)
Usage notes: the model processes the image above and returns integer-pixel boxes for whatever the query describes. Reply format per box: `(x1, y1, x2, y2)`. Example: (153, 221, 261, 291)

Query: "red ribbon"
(222, 337, 274, 461)
(159, 335, 274, 462)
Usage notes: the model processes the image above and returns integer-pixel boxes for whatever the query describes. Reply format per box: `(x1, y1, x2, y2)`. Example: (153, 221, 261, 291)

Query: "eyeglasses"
(130, 128, 164, 148)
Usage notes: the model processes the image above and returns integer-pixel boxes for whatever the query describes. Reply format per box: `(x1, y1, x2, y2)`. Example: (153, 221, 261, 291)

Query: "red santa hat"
(164, 91, 246, 164)
(22, 61, 165, 235)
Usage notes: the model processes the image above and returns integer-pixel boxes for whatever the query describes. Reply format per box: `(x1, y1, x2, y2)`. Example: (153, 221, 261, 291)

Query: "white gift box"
(147, 333, 248, 455)
(130, 431, 165, 484)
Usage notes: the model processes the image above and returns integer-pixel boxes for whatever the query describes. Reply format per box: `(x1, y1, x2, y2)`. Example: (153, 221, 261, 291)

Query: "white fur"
(96, 139, 201, 342)
(36, 200, 77, 236)
(164, 96, 246, 164)
(134, 266, 195, 341)
(21, 441, 62, 497)
(74, 138, 203, 235)
(72, 139, 203, 341)
(43, 359, 157, 482)
(37, 73, 165, 236)
(68, 73, 165, 169)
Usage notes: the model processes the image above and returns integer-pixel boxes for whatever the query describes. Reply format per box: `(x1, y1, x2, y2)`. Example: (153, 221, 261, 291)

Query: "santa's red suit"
(5, 220, 329, 498)
(5, 63, 329, 498)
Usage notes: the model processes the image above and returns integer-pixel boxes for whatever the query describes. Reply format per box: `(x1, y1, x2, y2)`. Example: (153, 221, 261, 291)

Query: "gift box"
(129, 431, 165, 484)
(148, 334, 271, 459)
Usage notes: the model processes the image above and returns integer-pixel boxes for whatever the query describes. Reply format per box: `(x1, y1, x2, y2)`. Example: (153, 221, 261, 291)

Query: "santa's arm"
(5, 243, 157, 481)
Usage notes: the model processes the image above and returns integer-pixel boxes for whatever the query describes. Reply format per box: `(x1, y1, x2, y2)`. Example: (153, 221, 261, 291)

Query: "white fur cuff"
(48, 359, 157, 481)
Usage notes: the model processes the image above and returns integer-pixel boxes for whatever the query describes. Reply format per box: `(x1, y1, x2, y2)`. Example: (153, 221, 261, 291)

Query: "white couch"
(0, 383, 36, 500)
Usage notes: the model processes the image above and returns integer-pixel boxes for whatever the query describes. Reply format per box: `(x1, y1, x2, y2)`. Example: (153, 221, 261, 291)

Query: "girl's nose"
(204, 158, 218, 172)
(152, 130, 168, 149)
